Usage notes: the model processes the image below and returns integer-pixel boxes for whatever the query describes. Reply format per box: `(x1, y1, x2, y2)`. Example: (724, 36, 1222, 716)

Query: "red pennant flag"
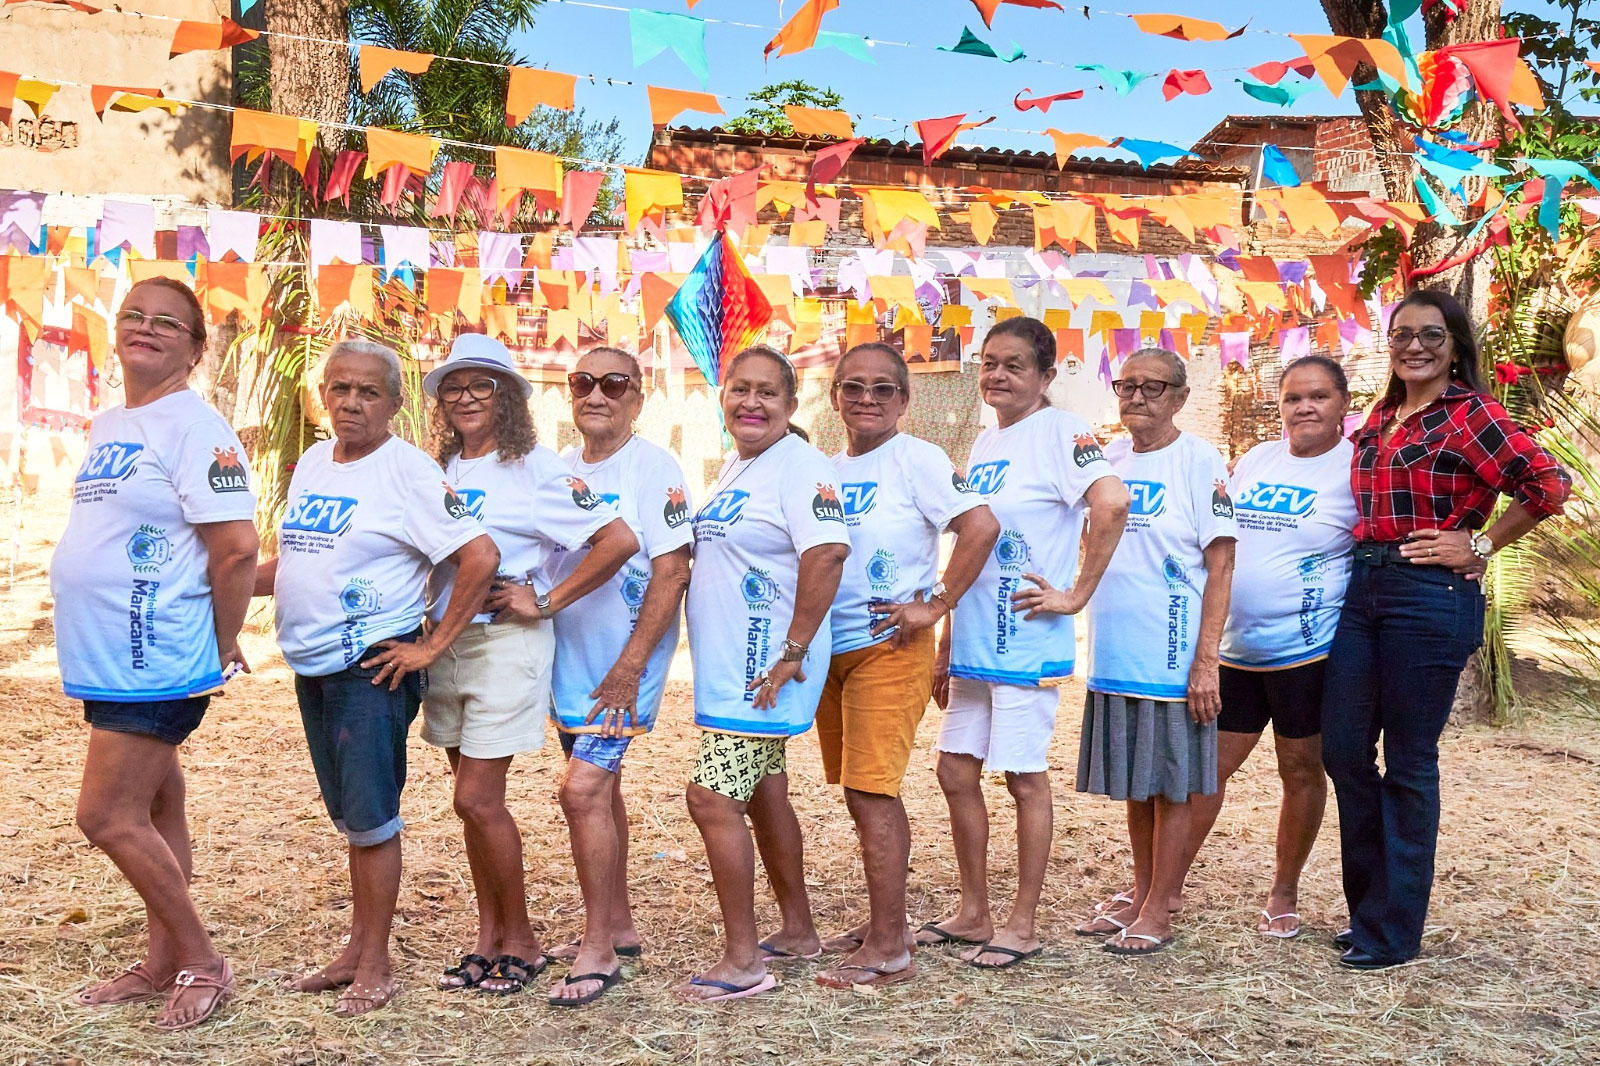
(1013, 88, 1084, 112)
(323, 150, 365, 207)
(432, 160, 476, 218)
(1436, 38, 1543, 131)
(560, 170, 605, 233)
(806, 136, 864, 205)
(1161, 69, 1212, 100)
(696, 165, 769, 233)
(1247, 57, 1317, 84)
(915, 114, 996, 166)
(969, 0, 1064, 29)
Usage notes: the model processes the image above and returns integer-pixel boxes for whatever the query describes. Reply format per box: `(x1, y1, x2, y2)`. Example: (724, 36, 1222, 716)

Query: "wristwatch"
(1470, 533, 1495, 562)
(534, 589, 554, 619)
(779, 638, 808, 662)
(929, 581, 954, 614)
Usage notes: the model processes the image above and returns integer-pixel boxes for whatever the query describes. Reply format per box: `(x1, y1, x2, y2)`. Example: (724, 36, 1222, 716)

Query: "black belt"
(1352, 541, 1409, 567)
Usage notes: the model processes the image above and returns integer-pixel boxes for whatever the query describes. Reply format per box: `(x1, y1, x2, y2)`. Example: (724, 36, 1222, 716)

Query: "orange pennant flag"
(1289, 34, 1409, 98)
(784, 105, 853, 139)
(1034, 201, 1096, 252)
(0, 255, 46, 340)
(915, 114, 995, 166)
(1130, 13, 1246, 42)
(365, 127, 439, 178)
(547, 308, 581, 349)
(90, 85, 163, 117)
(230, 108, 300, 164)
(647, 86, 723, 127)
(169, 18, 259, 58)
(1142, 196, 1196, 241)
(358, 46, 436, 93)
(71, 305, 109, 373)
(965, 201, 998, 245)
(1043, 130, 1110, 169)
(640, 272, 684, 333)
(483, 303, 519, 342)
(623, 168, 683, 231)
(202, 261, 268, 327)
(426, 268, 482, 324)
(506, 66, 577, 125)
(961, 277, 1018, 307)
(1257, 185, 1342, 237)
(765, 0, 840, 57)
(64, 266, 101, 306)
(789, 220, 827, 246)
(316, 264, 375, 320)
(494, 146, 562, 215)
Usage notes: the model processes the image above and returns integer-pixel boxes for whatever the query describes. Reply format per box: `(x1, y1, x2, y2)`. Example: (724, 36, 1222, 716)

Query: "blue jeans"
(1321, 558, 1484, 962)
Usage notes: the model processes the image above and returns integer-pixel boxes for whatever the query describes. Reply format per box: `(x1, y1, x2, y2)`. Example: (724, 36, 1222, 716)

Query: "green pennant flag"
(630, 9, 710, 85)
(938, 26, 1025, 62)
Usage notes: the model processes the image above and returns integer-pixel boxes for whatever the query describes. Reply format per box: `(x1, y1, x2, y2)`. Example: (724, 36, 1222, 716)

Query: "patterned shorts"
(689, 731, 788, 802)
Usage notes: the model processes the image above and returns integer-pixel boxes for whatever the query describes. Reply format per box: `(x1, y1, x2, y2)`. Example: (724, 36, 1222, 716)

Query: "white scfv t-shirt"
(687, 432, 851, 737)
(1222, 438, 1357, 669)
(274, 436, 484, 677)
(52, 389, 257, 701)
(831, 433, 982, 654)
(547, 436, 693, 732)
(429, 444, 615, 625)
(951, 405, 1117, 687)
(1087, 432, 1238, 701)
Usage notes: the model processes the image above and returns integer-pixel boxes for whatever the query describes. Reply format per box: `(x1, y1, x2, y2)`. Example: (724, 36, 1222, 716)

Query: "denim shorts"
(83, 696, 211, 746)
(294, 630, 424, 846)
(560, 730, 634, 774)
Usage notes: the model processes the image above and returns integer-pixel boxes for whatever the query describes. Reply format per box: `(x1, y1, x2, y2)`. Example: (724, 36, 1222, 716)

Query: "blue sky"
(510, 1, 1576, 164)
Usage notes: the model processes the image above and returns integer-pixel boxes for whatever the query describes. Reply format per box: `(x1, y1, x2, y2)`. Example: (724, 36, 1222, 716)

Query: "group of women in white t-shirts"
(55, 285, 1367, 1027)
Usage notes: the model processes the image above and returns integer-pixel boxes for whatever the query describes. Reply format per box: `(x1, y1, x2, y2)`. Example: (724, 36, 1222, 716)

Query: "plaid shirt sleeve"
(1352, 385, 1571, 542)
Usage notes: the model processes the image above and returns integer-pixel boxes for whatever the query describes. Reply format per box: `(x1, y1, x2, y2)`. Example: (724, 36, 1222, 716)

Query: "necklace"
(708, 437, 779, 500)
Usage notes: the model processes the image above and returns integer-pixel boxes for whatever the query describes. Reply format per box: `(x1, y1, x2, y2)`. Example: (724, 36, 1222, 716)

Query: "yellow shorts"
(814, 627, 935, 797)
(689, 731, 788, 802)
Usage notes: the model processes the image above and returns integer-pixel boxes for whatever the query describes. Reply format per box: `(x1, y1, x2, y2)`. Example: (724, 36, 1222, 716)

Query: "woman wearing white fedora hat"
(421, 333, 638, 996)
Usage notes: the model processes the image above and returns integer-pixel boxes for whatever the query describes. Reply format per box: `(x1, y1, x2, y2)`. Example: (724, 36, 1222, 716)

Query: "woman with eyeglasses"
(926, 317, 1128, 970)
(1322, 290, 1569, 970)
(676, 345, 851, 1002)
(420, 334, 638, 996)
(539, 347, 693, 1007)
(811, 343, 998, 989)
(1075, 347, 1236, 958)
(55, 279, 258, 1030)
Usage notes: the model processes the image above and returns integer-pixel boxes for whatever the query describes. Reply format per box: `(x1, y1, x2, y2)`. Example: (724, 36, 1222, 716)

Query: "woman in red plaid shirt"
(1322, 289, 1570, 970)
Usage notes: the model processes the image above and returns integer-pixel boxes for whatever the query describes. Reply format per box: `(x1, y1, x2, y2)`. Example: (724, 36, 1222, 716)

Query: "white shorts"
(936, 677, 1060, 774)
(421, 620, 552, 759)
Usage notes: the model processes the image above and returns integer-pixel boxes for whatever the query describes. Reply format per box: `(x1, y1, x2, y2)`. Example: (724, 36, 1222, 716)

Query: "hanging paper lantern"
(1393, 51, 1476, 130)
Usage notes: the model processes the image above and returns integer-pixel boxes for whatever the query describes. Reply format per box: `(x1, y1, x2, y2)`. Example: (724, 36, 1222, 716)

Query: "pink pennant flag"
(324, 150, 366, 207)
(206, 208, 260, 262)
(99, 199, 156, 258)
(561, 170, 606, 233)
(1219, 331, 1250, 369)
(309, 218, 362, 269)
(478, 231, 524, 288)
(1278, 325, 1311, 362)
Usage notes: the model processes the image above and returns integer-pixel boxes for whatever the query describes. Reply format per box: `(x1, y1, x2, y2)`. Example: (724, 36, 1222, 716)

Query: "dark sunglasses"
(568, 372, 635, 399)
(1110, 378, 1179, 400)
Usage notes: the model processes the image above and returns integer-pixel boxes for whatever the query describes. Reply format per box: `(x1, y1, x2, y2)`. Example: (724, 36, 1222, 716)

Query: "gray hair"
(1124, 346, 1187, 388)
(324, 339, 404, 399)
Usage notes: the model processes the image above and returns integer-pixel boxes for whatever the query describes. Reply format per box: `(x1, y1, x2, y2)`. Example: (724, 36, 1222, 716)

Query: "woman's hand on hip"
(587, 668, 643, 737)
(484, 582, 544, 623)
(871, 591, 945, 648)
(1186, 656, 1221, 724)
(1010, 573, 1088, 620)
(360, 638, 438, 691)
(1400, 529, 1479, 578)
(748, 659, 805, 710)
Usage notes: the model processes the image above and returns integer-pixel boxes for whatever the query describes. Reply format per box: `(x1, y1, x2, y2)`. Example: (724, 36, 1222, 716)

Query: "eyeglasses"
(1387, 327, 1450, 351)
(116, 309, 198, 338)
(1110, 378, 1180, 400)
(835, 380, 903, 403)
(568, 372, 635, 399)
(438, 378, 500, 403)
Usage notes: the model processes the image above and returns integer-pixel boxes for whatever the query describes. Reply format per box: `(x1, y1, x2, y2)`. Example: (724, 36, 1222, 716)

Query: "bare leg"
(608, 770, 641, 949)
(825, 788, 912, 974)
(437, 749, 498, 987)
(916, 752, 994, 946)
(1116, 797, 1193, 951)
(452, 754, 539, 992)
(965, 771, 1050, 964)
(333, 836, 401, 1014)
(1259, 734, 1328, 934)
(677, 783, 767, 998)
(749, 772, 821, 957)
(553, 758, 621, 1002)
(1175, 730, 1261, 900)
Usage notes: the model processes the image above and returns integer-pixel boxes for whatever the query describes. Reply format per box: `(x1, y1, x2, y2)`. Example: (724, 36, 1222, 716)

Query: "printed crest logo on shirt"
(77, 441, 144, 483)
(994, 529, 1031, 572)
(566, 476, 603, 510)
(812, 483, 846, 523)
(696, 489, 749, 525)
(740, 567, 780, 608)
(207, 447, 249, 493)
(866, 549, 898, 590)
(1236, 482, 1318, 517)
(1162, 554, 1197, 592)
(840, 482, 878, 516)
(339, 578, 381, 618)
(1072, 433, 1106, 469)
(1297, 551, 1332, 583)
(125, 524, 171, 573)
(663, 486, 690, 528)
(1125, 480, 1168, 517)
(458, 488, 487, 519)
(621, 567, 649, 610)
(443, 482, 474, 520)
(1211, 479, 1235, 519)
(966, 460, 1010, 496)
(282, 493, 359, 535)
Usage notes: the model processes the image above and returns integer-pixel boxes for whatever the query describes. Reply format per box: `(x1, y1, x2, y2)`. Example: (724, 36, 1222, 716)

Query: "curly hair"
(432, 371, 536, 464)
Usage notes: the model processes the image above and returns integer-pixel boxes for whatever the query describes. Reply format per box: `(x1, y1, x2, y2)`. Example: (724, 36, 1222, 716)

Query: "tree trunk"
(266, 0, 350, 129)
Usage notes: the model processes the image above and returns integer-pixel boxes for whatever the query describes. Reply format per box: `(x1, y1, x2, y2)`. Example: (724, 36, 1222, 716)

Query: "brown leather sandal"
(73, 961, 172, 1007)
(155, 958, 234, 1031)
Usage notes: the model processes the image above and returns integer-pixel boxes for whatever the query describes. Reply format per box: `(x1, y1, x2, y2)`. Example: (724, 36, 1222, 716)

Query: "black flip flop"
(916, 922, 982, 947)
(548, 968, 623, 1007)
(479, 954, 548, 996)
(438, 953, 492, 991)
(968, 942, 1042, 969)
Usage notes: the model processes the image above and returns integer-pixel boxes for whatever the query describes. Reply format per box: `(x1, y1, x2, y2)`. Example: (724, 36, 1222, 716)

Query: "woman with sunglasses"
(420, 334, 638, 996)
(540, 347, 693, 1007)
(812, 343, 998, 989)
(55, 278, 258, 1030)
(1323, 290, 1569, 970)
(1075, 347, 1236, 958)
(676, 345, 851, 1002)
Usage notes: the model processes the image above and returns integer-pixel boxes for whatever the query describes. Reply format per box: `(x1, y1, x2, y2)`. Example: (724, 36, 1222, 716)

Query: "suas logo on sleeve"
(952, 469, 973, 493)
(282, 493, 359, 535)
(77, 441, 144, 483)
(663, 486, 690, 527)
(566, 476, 603, 510)
(1072, 433, 1106, 468)
(443, 482, 474, 520)
(812, 483, 846, 523)
(207, 447, 249, 493)
(1211, 479, 1235, 520)
(966, 460, 1010, 496)
(840, 482, 878, 516)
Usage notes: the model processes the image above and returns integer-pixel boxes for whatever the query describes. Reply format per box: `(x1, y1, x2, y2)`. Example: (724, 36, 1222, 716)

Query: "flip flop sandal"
(333, 980, 398, 1018)
(759, 940, 823, 961)
(548, 968, 623, 1007)
(1075, 913, 1128, 937)
(438, 953, 493, 991)
(154, 959, 234, 1032)
(73, 962, 171, 1007)
(819, 932, 866, 954)
(678, 973, 778, 1003)
(479, 954, 548, 996)
(815, 961, 918, 989)
(1094, 891, 1135, 914)
(1259, 910, 1302, 939)
(1103, 932, 1175, 957)
(915, 922, 982, 947)
(968, 943, 1042, 970)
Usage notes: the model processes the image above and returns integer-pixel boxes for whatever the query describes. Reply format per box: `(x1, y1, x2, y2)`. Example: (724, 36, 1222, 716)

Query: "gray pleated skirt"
(1075, 690, 1217, 803)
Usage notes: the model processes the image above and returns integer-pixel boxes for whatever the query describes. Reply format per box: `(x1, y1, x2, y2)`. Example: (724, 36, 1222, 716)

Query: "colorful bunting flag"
(358, 46, 436, 93)
(785, 105, 853, 139)
(765, 0, 839, 58)
(1076, 65, 1156, 96)
(1161, 69, 1212, 100)
(647, 86, 723, 127)
(1261, 145, 1302, 187)
(968, 0, 1063, 29)
(938, 26, 1025, 62)
(631, 9, 710, 85)
(506, 67, 577, 125)
(915, 114, 995, 165)
(1130, 13, 1247, 41)
(1014, 88, 1084, 112)
(168, 18, 259, 58)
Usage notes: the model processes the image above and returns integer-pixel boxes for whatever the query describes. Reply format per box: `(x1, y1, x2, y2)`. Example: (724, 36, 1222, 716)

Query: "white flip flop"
(1259, 910, 1302, 939)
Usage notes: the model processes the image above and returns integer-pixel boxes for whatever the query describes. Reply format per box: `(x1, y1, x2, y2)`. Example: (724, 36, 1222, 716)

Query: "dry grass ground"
(2, 492, 1598, 1066)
